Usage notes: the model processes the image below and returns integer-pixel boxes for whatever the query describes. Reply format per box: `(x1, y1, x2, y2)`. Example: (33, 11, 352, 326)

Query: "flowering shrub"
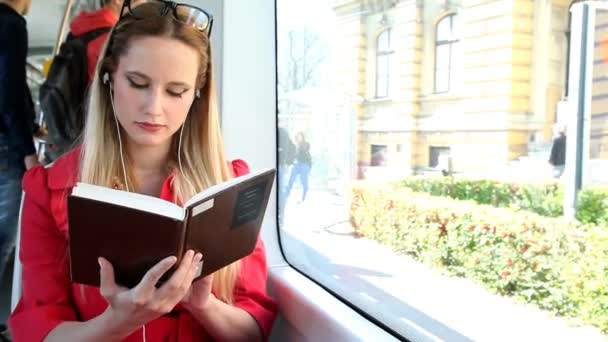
(350, 183, 608, 333)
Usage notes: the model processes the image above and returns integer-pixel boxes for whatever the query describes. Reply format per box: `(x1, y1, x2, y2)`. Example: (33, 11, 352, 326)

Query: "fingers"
(135, 255, 178, 293)
(99, 257, 118, 299)
(183, 253, 204, 285)
(156, 250, 200, 301)
(126, 252, 200, 315)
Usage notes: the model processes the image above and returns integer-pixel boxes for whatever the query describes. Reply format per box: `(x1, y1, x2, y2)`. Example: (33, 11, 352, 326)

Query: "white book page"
(71, 183, 185, 221)
(184, 168, 274, 208)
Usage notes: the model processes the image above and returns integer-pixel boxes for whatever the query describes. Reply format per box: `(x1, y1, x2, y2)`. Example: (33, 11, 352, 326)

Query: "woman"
(8, 1, 277, 341)
(284, 132, 312, 203)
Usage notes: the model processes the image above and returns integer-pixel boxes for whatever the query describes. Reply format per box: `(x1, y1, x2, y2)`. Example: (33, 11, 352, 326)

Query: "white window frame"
(376, 28, 393, 98)
(434, 14, 459, 93)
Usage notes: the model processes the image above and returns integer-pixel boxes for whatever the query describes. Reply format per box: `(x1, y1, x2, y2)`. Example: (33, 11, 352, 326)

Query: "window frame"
(376, 28, 394, 98)
(429, 146, 451, 168)
(434, 14, 459, 94)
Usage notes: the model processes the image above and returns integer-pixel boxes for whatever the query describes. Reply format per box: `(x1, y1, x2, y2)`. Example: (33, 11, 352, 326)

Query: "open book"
(67, 168, 276, 288)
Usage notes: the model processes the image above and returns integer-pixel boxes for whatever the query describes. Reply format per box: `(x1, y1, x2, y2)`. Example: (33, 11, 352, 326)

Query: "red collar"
(46, 147, 176, 203)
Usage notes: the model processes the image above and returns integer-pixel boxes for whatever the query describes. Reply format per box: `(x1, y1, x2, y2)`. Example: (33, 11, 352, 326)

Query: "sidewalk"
(280, 188, 607, 342)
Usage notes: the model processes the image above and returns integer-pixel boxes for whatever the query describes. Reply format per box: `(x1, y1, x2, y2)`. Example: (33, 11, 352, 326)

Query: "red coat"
(8, 148, 277, 341)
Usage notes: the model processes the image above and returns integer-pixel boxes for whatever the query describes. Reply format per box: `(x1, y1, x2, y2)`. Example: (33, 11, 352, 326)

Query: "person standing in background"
(70, 0, 124, 83)
(0, 0, 37, 283)
(285, 131, 312, 203)
(0, 1, 36, 338)
(43, 0, 123, 161)
(549, 123, 567, 179)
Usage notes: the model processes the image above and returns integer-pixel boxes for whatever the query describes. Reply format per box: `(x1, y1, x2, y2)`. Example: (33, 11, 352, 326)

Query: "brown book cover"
(67, 168, 276, 288)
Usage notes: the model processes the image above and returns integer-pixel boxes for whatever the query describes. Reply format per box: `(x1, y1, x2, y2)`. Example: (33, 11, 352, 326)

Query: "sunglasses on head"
(121, 0, 214, 37)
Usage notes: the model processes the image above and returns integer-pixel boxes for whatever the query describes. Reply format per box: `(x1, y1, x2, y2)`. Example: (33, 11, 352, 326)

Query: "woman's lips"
(135, 122, 166, 132)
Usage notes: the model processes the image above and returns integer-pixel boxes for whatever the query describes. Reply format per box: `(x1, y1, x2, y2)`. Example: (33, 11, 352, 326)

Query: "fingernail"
(97, 257, 103, 268)
(195, 253, 202, 261)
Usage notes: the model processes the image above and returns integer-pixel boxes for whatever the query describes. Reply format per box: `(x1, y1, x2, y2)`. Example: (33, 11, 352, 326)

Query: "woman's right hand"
(97, 250, 203, 335)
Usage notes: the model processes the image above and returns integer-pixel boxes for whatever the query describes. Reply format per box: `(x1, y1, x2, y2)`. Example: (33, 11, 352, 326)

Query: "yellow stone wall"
(419, 131, 510, 171)
(591, 9, 608, 159)
(359, 1, 423, 169)
(544, 1, 570, 140)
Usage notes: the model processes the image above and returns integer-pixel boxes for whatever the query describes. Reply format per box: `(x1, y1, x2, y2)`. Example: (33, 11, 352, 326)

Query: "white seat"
(10, 192, 24, 312)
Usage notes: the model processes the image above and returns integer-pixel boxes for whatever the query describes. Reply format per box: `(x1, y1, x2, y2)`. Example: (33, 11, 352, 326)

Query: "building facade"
(330, 0, 577, 177)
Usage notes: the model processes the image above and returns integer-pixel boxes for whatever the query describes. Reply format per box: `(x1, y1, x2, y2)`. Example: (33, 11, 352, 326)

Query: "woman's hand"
(179, 262, 263, 342)
(181, 258, 215, 314)
(98, 250, 203, 336)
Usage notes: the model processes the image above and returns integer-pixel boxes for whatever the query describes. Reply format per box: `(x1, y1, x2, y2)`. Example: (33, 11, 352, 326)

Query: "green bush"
(350, 183, 608, 334)
(576, 187, 608, 225)
(399, 176, 608, 224)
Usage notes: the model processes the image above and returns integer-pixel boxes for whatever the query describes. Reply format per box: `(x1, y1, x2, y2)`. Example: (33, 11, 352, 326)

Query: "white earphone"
(103, 72, 110, 86)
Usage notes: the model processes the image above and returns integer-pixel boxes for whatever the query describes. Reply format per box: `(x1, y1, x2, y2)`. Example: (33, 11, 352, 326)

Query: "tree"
(279, 29, 325, 94)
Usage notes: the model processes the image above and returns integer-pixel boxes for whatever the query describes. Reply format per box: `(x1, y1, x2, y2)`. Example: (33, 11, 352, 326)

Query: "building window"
(371, 144, 388, 166)
(429, 146, 451, 168)
(435, 14, 459, 93)
(376, 29, 393, 98)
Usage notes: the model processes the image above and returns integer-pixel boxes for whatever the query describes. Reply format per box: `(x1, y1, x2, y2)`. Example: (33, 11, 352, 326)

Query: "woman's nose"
(145, 87, 164, 116)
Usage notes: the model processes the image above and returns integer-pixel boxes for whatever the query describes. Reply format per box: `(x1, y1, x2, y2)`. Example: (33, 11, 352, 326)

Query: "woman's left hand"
(181, 260, 215, 313)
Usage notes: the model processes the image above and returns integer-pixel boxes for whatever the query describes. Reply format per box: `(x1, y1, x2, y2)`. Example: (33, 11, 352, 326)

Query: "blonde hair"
(79, 6, 240, 303)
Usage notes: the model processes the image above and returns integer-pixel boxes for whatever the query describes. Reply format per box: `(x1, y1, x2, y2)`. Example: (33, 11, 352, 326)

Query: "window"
(376, 29, 393, 98)
(370, 144, 387, 166)
(277, 0, 607, 340)
(435, 14, 459, 93)
(429, 146, 450, 168)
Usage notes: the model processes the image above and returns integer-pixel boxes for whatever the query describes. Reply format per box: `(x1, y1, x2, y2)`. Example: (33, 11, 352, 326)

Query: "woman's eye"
(127, 79, 148, 89)
(167, 89, 187, 98)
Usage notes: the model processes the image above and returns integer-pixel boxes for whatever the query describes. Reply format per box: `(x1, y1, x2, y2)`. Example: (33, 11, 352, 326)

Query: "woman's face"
(111, 36, 200, 150)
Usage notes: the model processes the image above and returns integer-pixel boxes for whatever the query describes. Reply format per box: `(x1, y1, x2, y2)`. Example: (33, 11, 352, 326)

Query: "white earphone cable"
(108, 83, 130, 192)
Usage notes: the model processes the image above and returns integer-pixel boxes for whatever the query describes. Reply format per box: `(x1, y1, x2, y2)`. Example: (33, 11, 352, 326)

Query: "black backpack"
(40, 27, 111, 160)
